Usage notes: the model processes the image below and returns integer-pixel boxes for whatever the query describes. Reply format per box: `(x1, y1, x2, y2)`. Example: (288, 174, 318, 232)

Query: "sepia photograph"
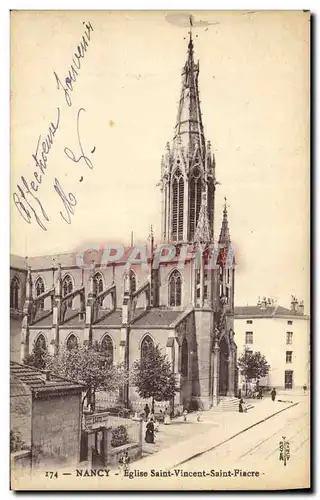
(10, 10, 310, 491)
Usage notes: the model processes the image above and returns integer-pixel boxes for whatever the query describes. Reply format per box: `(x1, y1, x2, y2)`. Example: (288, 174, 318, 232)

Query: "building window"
(286, 332, 293, 345)
(204, 270, 208, 300)
(169, 270, 182, 306)
(181, 338, 188, 377)
(172, 169, 184, 241)
(286, 351, 293, 363)
(10, 276, 20, 309)
(287, 320, 293, 325)
(66, 334, 78, 351)
(188, 167, 202, 240)
(285, 370, 293, 389)
(62, 275, 73, 308)
(141, 335, 154, 360)
(35, 277, 45, 310)
(245, 332, 253, 344)
(129, 270, 136, 294)
(101, 334, 113, 365)
(35, 333, 47, 351)
(246, 320, 253, 324)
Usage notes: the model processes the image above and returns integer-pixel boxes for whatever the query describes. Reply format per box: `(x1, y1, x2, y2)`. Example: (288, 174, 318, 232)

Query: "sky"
(10, 10, 310, 310)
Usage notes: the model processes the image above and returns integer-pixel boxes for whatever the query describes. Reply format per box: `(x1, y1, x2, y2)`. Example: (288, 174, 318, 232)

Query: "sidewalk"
(135, 398, 299, 471)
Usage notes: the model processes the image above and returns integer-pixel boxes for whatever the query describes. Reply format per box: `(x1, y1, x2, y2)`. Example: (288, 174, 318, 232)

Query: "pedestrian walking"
(303, 384, 307, 394)
(183, 409, 188, 422)
(271, 388, 276, 402)
(145, 418, 155, 443)
(118, 453, 125, 476)
(239, 398, 244, 413)
(164, 407, 170, 425)
(196, 411, 201, 422)
(144, 404, 150, 421)
(123, 451, 130, 474)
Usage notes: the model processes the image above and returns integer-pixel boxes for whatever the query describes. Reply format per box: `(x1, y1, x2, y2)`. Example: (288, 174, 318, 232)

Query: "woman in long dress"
(145, 419, 155, 443)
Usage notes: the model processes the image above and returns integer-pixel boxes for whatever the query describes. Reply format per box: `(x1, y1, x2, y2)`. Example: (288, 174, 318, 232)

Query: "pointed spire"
(194, 188, 212, 243)
(219, 197, 231, 244)
(173, 22, 205, 158)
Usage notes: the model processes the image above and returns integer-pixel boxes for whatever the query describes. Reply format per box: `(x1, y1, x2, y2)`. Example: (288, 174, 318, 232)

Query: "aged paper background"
(10, 10, 310, 490)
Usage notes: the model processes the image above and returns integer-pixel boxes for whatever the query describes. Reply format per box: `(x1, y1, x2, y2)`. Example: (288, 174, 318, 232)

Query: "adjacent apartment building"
(234, 296, 310, 390)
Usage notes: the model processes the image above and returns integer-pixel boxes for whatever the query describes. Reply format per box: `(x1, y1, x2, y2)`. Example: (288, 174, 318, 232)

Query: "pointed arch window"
(181, 337, 188, 376)
(129, 270, 136, 294)
(35, 333, 47, 351)
(207, 180, 214, 232)
(35, 277, 45, 311)
(101, 334, 114, 365)
(169, 270, 182, 307)
(141, 334, 154, 360)
(172, 169, 184, 242)
(66, 333, 78, 351)
(10, 276, 20, 310)
(94, 272, 104, 306)
(62, 275, 73, 308)
(189, 167, 202, 240)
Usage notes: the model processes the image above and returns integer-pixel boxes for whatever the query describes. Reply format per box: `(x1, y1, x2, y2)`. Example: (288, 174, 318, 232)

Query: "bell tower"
(159, 28, 216, 244)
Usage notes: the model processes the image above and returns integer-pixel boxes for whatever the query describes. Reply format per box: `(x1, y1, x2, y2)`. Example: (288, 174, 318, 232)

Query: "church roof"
(10, 362, 84, 397)
(234, 305, 308, 319)
(132, 309, 182, 327)
(10, 254, 27, 271)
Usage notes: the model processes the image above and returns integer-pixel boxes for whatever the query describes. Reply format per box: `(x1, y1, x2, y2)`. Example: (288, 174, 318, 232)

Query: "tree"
(238, 350, 270, 393)
(23, 342, 47, 370)
(131, 344, 178, 413)
(26, 343, 126, 411)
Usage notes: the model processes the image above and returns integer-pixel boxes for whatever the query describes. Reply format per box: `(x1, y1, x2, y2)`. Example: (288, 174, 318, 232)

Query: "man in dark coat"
(271, 388, 276, 401)
(144, 404, 150, 421)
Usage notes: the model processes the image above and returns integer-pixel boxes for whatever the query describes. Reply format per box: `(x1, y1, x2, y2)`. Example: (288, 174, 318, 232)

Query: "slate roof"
(234, 305, 307, 318)
(132, 309, 182, 327)
(10, 362, 84, 396)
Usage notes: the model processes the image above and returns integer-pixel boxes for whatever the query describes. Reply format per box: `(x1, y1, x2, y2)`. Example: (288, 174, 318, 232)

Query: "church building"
(10, 33, 237, 411)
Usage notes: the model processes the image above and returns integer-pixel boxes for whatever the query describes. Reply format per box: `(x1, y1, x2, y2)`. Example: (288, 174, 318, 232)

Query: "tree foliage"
(24, 342, 126, 410)
(238, 350, 270, 382)
(23, 343, 47, 370)
(131, 343, 177, 411)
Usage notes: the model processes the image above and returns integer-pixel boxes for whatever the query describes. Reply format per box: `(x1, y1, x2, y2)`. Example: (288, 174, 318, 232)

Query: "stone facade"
(10, 33, 238, 410)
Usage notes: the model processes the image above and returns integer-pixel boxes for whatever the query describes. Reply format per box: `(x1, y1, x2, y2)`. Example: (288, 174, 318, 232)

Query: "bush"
(111, 425, 129, 448)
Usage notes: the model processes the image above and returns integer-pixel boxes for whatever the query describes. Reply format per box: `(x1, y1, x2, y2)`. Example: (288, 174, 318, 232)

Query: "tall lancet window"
(10, 276, 20, 310)
(62, 275, 73, 308)
(94, 272, 104, 306)
(169, 270, 182, 307)
(207, 180, 214, 231)
(129, 270, 137, 294)
(188, 167, 202, 240)
(101, 334, 114, 365)
(141, 334, 154, 360)
(35, 277, 45, 311)
(172, 168, 184, 241)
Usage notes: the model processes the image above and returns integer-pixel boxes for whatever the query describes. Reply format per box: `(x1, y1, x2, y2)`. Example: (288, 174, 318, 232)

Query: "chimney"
(290, 295, 298, 312)
(297, 300, 304, 315)
(260, 296, 267, 310)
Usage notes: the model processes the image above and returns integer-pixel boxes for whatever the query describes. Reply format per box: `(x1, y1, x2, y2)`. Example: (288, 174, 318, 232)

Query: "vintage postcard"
(10, 10, 310, 491)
